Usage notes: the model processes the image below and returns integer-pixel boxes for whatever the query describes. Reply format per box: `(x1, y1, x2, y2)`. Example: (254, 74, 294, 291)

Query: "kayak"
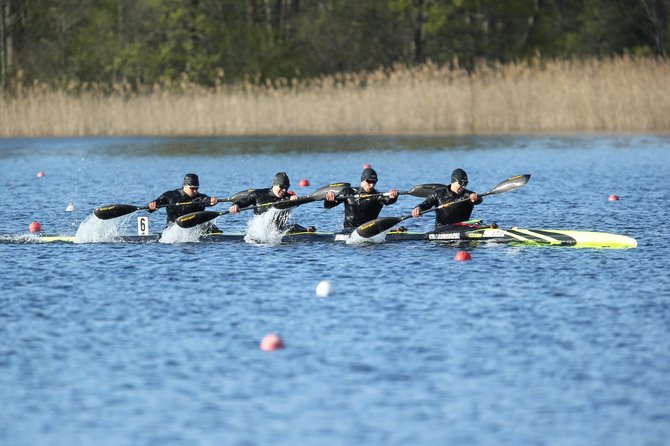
(426, 226, 637, 248)
(3, 221, 637, 248)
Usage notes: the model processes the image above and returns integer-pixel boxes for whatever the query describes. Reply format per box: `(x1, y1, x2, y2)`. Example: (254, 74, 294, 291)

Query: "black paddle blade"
(407, 183, 447, 197)
(225, 188, 255, 202)
(94, 204, 144, 220)
(175, 211, 222, 228)
(355, 217, 403, 238)
(487, 174, 531, 195)
(308, 182, 351, 200)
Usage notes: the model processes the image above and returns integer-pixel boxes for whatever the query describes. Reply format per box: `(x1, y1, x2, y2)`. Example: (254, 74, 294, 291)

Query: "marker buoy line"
(260, 333, 284, 351)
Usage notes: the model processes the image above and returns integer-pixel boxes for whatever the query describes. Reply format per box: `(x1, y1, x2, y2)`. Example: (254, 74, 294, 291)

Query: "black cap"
(451, 168, 468, 185)
(273, 172, 290, 188)
(183, 173, 200, 187)
(361, 167, 378, 183)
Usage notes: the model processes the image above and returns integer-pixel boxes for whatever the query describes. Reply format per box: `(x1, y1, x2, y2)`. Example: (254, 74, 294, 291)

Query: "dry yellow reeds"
(1, 56, 668, 136)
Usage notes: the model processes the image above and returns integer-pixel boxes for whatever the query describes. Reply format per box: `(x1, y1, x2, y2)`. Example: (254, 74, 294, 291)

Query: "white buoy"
(65, 202, 75, 212)
(315, 280, 334, 297)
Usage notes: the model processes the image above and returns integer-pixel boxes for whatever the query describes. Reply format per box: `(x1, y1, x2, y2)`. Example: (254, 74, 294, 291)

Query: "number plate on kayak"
(137, 216, 150, 235)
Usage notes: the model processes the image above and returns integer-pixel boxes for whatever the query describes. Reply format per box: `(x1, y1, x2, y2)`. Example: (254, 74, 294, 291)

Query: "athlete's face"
(183, 185, 199, 198)
(273, 184, 288, 197)
(450, 179, 467, 194)
(361, 179, 376, 193)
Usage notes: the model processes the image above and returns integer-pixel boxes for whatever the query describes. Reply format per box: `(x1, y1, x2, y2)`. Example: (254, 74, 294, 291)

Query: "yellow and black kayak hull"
(5, 226, 637, 249)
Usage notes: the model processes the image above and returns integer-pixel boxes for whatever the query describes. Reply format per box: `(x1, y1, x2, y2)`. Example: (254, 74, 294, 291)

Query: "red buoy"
(36, 171, 45, 178)
(260, 333, 284, 351)
(608, 194, 620, 201)
(454, 250, 472, 262)
(29, 221, 42, 233)
(363, 163, 372, 169)
(299, 178, 310, 187)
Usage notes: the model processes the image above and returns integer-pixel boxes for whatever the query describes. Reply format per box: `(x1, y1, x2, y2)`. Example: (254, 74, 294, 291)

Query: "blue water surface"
(1, 135, 669, 446)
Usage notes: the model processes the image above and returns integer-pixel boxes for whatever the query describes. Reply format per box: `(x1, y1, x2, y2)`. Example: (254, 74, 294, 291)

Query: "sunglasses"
(454, 179, 468, 187)
(187, 186, 199, 191)
(276, 185, 289, 190)
(364, 179, 377, 185)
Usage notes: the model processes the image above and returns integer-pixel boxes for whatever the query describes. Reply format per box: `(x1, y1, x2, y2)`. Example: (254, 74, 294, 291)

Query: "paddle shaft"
(175, 201, 280, 228)
(176, 182, 352, 228)
(370, 194, 480, 226)
(333, 183, 447, 200)
(94, 200, 209, 220)
(93, 187, 257, 220)
(355, 174, 531, 237)
(338, 191, 408, 200)
(412, 174, 532, 220)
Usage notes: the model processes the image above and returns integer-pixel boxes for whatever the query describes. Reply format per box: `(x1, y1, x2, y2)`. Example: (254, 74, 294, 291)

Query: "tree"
(1, 0, 667, 91)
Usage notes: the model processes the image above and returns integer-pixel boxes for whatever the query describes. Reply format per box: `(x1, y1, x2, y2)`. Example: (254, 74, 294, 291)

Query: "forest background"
(1, 0, 669, 136)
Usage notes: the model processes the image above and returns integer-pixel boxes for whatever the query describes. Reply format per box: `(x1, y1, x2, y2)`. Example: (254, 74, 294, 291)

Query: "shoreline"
(2, 130, 670, 139)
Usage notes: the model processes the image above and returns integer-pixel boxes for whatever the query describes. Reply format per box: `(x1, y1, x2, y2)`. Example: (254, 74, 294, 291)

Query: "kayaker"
(324, 167, 399, 231)
(229, 172, 315, 233)
(411, 168, 481, 229)
(148, 173, 220, 231)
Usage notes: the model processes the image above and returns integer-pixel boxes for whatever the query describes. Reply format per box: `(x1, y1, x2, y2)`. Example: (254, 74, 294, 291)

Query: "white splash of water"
(244, 209, 286, 245)
(1, 234, 34, 243)
(74, 214, 126, 243)
(345, 230, 387, 245)
(159, 223, 203, 244)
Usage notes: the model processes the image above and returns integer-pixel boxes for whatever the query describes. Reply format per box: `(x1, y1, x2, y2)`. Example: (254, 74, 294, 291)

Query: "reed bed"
(1, 56, 668, 136)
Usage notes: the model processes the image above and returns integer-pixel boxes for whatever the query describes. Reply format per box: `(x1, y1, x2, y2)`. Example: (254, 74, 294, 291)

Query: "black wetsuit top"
(324, 186, 398, 228)
(415, 187, 483, 227)
(149, 188, 212, 227)
(233, 187, 293, 230)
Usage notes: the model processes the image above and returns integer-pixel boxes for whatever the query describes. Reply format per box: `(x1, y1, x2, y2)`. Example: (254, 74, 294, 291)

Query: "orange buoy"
(608, 194, 620, 201)
(454, 250, 472, 262)
(299, 178, 310, 187)
(260, 333, 285, 351)
(363, 163, 372, 169)
(29, 221, 42, 233)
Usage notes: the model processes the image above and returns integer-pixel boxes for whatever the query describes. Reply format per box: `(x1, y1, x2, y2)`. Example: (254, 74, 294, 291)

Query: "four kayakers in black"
(412, 168, 481, 229)
(228, 172, 314, 233)
(148, 173, 219, 230)
(143, 168, 482, 234)
(324, 167, 399, 230)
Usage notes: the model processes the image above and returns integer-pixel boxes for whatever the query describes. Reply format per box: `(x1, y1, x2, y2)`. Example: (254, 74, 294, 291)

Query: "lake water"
(1, 135, 669, 446)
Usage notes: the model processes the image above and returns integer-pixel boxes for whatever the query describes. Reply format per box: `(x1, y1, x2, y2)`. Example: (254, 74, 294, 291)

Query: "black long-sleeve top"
(324, 186, 398, 228)
(415, 187, 482, 227)
(149, 188, 212, 226)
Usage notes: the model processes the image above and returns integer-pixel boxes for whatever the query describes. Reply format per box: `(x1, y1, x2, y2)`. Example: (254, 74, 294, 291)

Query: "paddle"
(175, 182, 351, 228)
(337, 183, 447, 200)
(355, 174, 531, 238)
(93, 188, 256, 220)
